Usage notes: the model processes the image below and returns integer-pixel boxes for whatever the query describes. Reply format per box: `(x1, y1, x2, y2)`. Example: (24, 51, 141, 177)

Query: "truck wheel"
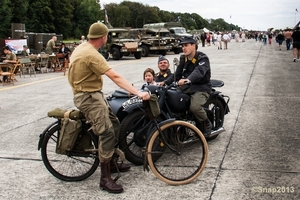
(141, 45, 149, 57)
(173, 48, 181, 54)
(134, 52, 142, 59)
(160, 50, 167, 56)
(111, 47, 121, 60)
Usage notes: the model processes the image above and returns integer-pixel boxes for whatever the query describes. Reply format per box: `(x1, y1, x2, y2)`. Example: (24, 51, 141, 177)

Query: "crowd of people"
(191, 27, 300, 62)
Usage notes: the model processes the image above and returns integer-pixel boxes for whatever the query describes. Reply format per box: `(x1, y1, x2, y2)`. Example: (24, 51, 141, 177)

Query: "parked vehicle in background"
(143, 22, 192, 43)
(129, 28, 177, 57)
(105, 28, 142, 60)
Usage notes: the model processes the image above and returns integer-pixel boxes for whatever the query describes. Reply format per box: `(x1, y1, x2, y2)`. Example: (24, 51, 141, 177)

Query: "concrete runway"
(0, 38, 299, 200)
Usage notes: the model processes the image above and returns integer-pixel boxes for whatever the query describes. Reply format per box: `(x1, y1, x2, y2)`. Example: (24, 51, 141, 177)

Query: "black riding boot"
(100, 161, 124, 193)
(203, 119, 212, 136)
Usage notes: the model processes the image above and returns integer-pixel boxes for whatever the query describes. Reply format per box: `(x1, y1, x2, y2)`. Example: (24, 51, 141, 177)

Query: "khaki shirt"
(45, 39, 55, 53)
(68, 42, 111, 94)
(6, 52, 17, 61)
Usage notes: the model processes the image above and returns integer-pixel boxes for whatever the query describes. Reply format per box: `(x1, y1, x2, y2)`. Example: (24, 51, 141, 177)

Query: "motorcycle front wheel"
(119, 110, 149, 165)
(40, 123, 99, 181)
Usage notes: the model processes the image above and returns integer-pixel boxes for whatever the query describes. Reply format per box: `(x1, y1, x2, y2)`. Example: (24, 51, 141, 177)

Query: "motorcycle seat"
(111, 89, 133, 98)
(210, 79, 224, 87)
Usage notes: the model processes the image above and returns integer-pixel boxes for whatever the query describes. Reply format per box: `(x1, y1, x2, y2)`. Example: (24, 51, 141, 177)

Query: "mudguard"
(38, 121, 59, 150)
(204, 91, 230, 114)
(122, 102, 144, 114)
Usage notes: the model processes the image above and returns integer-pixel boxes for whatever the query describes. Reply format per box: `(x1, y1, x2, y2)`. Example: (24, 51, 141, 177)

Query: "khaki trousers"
(74, 91, 120, 162)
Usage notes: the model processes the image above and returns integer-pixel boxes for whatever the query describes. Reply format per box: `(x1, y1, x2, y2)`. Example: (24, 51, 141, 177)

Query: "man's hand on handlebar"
(178, 79, 191, 86)
(137, 91, 150, 100)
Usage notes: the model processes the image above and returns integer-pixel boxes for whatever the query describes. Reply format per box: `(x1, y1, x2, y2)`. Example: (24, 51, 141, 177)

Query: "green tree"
(50, 0, 73, 37)
(0, 0, 13, 38)
(26, 0, 53, 32)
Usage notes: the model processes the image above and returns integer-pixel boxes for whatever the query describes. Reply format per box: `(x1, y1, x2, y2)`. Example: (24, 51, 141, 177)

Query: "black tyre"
(147, 120, 208, 185)
(134, 52, 142, 59)
(204, 98, 225, 140)
(173, 48, 181, 54)
(111, 47, 121, 60)
(160, 50, 167, 56)
(40, 123, 99, 181)
(119, 110, 150, 165)
(141, 45, 149, 57)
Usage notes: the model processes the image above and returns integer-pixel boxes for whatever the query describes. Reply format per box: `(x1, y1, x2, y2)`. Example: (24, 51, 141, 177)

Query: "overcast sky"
(102, 0, 299, 30)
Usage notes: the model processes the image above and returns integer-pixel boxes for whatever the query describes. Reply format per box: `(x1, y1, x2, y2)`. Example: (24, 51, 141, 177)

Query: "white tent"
(203, 28, 210, 33)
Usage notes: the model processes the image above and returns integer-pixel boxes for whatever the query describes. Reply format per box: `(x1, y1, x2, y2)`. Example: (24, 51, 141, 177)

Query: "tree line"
(0, 0, 240, 39)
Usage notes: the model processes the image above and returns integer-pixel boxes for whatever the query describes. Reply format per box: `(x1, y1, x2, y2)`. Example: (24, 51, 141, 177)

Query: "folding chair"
(39, 54, 49, 73)
(0, 60, 20, 85)
(20, 57, 36, 77)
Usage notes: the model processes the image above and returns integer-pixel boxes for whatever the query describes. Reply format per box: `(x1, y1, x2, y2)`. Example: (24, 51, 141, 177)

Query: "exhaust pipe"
(207, 127, 225, 138)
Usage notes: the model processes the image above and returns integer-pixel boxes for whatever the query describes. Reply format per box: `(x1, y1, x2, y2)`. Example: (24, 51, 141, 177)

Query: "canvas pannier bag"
(56, 118, 82, 154)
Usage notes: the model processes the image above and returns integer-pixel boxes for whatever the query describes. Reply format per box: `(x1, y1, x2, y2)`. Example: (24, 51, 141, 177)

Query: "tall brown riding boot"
(110, 153, 131, 173)
(100, 161, 124, 193)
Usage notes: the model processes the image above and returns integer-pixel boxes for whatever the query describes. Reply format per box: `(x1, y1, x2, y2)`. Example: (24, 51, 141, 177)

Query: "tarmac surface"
(0, 39, 299, 200)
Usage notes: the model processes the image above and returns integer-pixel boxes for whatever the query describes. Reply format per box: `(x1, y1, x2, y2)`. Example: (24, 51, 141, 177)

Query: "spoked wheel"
(146, 120, 208, 185)
(119, 110, 152, 165)
(40, 123, 99, 181)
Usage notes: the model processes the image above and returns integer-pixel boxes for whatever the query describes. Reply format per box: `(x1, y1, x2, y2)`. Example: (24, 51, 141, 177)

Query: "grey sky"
(102, 0, 299, 30)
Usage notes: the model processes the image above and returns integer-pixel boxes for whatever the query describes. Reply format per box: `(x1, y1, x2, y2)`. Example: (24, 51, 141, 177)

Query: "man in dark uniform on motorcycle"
(155, 55, 173, 84)
(165, 37, 212, 136)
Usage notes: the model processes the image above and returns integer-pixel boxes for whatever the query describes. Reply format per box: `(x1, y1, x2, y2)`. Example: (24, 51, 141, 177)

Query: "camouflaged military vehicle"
(105, 28, 142, 60)
(129, 28, 180, 57)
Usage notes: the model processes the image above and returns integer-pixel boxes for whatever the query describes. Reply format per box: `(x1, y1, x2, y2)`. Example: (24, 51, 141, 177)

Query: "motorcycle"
(116, 58, 230, 165)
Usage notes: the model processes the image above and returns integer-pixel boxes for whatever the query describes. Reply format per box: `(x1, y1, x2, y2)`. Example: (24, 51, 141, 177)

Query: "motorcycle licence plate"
(122, 96, 143, 109)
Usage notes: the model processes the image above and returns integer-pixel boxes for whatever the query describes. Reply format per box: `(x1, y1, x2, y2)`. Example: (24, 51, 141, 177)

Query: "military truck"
(143, 22, 192, 42)
(105, 28, 142, 60)
(130, 28, 180, 57)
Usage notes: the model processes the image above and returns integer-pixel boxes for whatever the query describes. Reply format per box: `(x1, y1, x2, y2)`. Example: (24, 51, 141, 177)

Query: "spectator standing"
(200, 32, 206, 47)
(241, 32, 246, 42)
(262, 32, 267, 45)
(45, 36, 58, 54)
(222, 32, 230, 49)
(284, 30, 292, 50)
(68, 22, 149, 194)
(206, 33, 211, 46)
(217, 32, 223, 50)
(235, 32, 240, 42)
(268, 32, 273, 45)
(213, 32, 217, 45)
(79, 35, 87, 44)
(291, 27, 300, 62)
(276, 32, 284, 50)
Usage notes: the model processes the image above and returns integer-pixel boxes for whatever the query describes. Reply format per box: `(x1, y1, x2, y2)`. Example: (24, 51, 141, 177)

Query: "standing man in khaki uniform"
(68, 22, 149, 194)
(45, 36, 58, 54)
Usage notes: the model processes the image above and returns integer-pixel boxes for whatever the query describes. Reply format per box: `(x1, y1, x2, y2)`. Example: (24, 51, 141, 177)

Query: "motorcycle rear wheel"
(204, 97, 225, 140)
(40, 123, 99, 181)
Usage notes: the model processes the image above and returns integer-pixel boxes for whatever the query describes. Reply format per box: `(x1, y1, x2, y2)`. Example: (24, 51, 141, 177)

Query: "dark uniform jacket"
(155, 69, 173, 82)
(165, 51, 212, 94)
